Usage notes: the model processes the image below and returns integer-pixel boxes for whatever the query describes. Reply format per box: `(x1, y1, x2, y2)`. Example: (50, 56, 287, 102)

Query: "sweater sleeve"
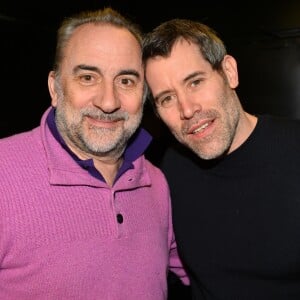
(169, 233, 190, 285)
(167, 191, 190, 285)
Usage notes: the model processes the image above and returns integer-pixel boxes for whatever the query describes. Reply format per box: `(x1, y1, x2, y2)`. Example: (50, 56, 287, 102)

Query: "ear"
(48, 71, 58, 107)
(222, 55, 239, 88)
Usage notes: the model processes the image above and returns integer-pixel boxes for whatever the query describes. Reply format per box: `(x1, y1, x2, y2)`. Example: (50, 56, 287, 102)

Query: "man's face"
(145, 39, 241, 160)
(49, 24, 144, 159)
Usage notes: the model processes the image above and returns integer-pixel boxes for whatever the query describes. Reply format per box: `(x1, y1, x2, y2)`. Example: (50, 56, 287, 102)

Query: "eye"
(156, 94, 177, 108)
(82, 74, 92, 81)
(121, 78, 134, 86)
(115, 76, 137, 90)
(78, 73, 98, 86)
(190, 78, 202, 88)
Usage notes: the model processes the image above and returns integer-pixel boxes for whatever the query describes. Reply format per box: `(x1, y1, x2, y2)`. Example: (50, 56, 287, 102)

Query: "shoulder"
(0, 126, 40, 144)
(143, 156, 168, 182)
(259, 114, 300, 130)
(0, 127, 41, 162)
(258, 114, 300, 143)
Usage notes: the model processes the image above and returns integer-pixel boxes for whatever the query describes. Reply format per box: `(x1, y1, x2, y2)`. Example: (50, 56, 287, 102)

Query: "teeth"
(192, 122, 209, 134)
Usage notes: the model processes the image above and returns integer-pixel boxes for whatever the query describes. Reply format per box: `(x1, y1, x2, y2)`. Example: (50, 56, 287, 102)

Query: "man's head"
(142, 19, 254, 160)
(48, 8, 146, 160)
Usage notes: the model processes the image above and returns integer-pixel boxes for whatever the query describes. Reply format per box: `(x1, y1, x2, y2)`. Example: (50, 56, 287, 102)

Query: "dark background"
(1, 1, 299, 298)
(1, 0, 300, 138)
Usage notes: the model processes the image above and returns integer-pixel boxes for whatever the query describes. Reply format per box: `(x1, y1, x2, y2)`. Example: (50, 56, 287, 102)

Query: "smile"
(192, 122, 209, 134)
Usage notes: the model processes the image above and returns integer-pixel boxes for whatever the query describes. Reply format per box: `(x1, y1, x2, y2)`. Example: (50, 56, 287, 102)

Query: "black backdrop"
(1, 0, 300, 138)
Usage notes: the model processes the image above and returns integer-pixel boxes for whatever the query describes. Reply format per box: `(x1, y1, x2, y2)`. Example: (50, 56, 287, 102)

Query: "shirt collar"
(46, 107, 152, 181)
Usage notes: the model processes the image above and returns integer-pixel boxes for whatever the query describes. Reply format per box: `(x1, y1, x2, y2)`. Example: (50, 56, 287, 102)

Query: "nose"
(93, 82, 121, 113)
(178, 94, 202, 119)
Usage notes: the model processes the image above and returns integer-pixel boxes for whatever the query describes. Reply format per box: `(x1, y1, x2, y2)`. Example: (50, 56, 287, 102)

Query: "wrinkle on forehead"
(62, 24, 143, 75)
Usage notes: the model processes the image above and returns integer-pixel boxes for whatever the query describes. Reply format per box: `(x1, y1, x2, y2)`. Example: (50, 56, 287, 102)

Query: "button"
(117, 214, 123, 224)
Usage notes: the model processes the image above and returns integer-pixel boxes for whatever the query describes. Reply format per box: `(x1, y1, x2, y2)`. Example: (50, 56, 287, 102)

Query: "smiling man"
(143, 18, 300, 299)
(0, 9, 188, 299)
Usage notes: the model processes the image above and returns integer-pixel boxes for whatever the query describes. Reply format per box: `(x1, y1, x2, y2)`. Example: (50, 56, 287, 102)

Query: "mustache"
(80, 107, 129, 121)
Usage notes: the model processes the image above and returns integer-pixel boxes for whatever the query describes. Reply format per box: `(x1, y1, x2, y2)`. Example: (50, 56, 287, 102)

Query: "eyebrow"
(183, 71, 205, 83)
(118, 69, 141, 78)
(73, 64, 100, 74)
(73, 64, 141, 78)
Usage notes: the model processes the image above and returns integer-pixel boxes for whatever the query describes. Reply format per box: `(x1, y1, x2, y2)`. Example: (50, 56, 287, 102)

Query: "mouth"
(187, 118, 213, 135)
(86, 116, 122, 129)
(191, 121, 210, 134)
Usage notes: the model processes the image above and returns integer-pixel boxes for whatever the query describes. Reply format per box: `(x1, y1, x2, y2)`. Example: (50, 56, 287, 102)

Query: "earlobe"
(222, 55, 239, 88)
(48, 71, 58, 107)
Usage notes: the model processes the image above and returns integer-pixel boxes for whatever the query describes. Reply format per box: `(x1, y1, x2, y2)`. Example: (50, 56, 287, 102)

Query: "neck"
(229, 111, 258, 154)
(66, 142, 124, 187)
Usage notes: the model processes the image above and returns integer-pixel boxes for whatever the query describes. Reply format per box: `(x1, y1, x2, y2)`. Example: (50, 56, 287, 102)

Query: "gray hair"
(53, 7, 143, 74)
(142, 18, 227, 70)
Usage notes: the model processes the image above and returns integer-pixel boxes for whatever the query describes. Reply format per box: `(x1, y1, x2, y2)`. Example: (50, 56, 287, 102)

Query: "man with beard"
(0, 8, 188, 299)
(143, 18, 300, 299)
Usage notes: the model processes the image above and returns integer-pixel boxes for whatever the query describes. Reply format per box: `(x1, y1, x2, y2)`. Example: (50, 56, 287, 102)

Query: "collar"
(46, 107, 152, 182)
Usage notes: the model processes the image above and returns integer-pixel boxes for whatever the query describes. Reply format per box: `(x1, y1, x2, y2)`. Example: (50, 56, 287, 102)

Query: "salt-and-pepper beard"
(54, 79, 144, 159)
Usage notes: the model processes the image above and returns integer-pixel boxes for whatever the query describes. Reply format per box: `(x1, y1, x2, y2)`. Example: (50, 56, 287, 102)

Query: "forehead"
(62, 23, 142, 71)
(172, 39, 201, 57)
(148, 39, 204, 68)
(145, 39, 209, 84)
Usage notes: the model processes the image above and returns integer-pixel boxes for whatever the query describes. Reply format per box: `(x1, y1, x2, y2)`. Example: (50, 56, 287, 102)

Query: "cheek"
(121, 92, 144, 114)
(127, 103, 143, 115)
(65, 79, 97, 104)
(67, 89, 95, 109)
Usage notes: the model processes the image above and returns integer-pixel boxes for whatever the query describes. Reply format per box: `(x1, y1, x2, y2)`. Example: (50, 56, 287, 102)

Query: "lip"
(86, 116, 121, 129)
(187, 118, 214, 138)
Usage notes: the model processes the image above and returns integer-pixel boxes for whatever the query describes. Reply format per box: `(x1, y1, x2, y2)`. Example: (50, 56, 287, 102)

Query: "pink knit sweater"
(0, 108, 188, 299)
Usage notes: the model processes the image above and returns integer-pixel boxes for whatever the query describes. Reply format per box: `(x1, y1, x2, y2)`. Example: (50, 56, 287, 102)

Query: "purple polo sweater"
(0, 107, 188, 299)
